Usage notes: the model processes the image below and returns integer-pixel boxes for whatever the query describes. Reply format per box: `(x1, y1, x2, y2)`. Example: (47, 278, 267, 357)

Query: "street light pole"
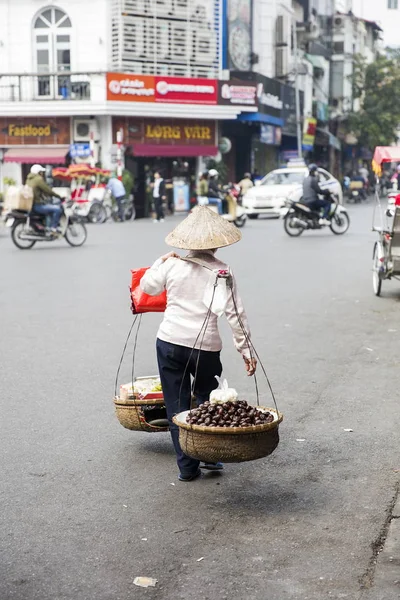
(292, 15, 303, 159)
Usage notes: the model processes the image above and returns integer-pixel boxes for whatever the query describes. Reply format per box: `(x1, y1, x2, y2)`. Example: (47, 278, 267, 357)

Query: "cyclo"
(371, 146, 400, 296)
(53, 165, 112, 223)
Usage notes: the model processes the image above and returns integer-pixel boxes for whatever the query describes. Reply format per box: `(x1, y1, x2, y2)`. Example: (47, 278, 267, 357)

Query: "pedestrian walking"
(152, 172, 166, 223)
(140, 206, 256, 482)
(106, 176, 126, 222)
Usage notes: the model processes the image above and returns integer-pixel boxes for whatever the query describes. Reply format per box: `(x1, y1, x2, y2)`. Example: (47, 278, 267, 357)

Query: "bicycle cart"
(371, 146, 400, 296)
(52, 165, 111, 223)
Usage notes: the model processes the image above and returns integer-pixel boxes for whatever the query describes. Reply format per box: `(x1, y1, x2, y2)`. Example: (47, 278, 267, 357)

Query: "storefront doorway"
(125, 154, 197, 218)
(116, 117, 218, 218)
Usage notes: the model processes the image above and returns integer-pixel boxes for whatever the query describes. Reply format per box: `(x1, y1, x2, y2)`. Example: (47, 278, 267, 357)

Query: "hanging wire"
(177, 276, 218, 413)
(114, 316, 138, 397)
(227, 278, 279, 414)
(130, 314, 145, 430)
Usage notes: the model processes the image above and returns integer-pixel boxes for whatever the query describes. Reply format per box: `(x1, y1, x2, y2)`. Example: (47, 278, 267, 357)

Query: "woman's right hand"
(244, 356, 257, 376)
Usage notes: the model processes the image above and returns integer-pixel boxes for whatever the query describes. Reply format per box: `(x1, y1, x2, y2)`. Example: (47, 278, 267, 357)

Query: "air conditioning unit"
(304, 18, 321, 41)
(276, 15, 289, 46)
(276, 47, 289, 78)
(73, 119, 100, 142)
(334, 16, 344, 30)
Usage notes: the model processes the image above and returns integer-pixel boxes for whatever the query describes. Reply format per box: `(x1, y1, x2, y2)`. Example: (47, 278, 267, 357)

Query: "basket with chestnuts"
(173, 398, 283, 464)
(186, 400, 274, 428)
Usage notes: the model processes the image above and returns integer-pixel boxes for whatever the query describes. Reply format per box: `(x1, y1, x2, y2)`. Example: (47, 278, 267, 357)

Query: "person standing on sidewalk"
(152, 172, 166, 223)
(106, 176, 126, 222)
(140, 206, 256, 482)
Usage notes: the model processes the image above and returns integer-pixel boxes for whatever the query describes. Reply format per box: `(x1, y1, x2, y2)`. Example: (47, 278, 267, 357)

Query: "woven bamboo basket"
(173, 407, 283, 463)
(114, 396, 169, 433)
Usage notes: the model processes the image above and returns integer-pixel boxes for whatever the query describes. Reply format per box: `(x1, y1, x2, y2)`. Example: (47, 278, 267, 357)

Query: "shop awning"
(3, 146, 69, 164)
(306, 54, 327, 72)
(238, 113, 284, 127)
(133, 144, 218, 157)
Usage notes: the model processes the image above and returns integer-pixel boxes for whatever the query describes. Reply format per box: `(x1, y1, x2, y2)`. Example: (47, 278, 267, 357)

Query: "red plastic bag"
(130, 268, 167, 314)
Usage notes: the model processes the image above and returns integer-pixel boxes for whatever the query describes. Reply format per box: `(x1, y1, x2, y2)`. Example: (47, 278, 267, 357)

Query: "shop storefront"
(1, 117, 70, 185)
(218, 78, 258, 181)
(219, 72, 301, 181)
(104, 72, 254, 217)
(112, 117, 218, 217)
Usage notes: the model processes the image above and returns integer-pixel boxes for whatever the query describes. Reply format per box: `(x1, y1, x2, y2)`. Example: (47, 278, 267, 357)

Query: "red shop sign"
(154, 76, 217, 105)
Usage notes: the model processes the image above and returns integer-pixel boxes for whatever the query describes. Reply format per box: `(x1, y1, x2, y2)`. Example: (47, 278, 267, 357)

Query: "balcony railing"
(0, 72, 103, 102)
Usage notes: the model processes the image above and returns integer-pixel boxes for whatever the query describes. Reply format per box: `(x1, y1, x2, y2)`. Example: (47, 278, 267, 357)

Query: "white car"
(242, 167, 343, 219)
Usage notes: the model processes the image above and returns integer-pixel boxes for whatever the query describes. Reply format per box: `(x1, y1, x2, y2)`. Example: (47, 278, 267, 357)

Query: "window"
(333, 41, 344, 54)
(388, 0, 398, 9)
(260, 171, 305, 186)
(318, 170, 331, 182)
(331, 61, 344, 99)
(33, 7, 72, 97)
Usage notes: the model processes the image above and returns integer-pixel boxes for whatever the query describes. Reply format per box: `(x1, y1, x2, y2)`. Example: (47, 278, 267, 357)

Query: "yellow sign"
(146, 125, 181, 140)
(8, 124, 51, 137)
(302, 117, 317, 151)
(145, 125, 212, 141)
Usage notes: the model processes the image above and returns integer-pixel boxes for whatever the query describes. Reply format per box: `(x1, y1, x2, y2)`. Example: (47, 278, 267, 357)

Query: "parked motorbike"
(347, 181, 367, 203)
(220, 185, 247, 227)
(110, 194, 136, 222)
(4, 199, 87, 250)
(283, 194, 350, 237)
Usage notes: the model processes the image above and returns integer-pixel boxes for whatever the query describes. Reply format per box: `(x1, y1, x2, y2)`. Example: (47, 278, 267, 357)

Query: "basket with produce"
(114, 376, 169, 433)
(173, 378, 283, 463)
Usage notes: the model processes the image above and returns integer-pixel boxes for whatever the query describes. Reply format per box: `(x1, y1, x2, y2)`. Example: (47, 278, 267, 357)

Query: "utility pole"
(292, 15, 303, 159)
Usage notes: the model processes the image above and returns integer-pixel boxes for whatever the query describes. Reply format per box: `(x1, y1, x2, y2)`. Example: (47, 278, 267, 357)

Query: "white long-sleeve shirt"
(140, 250, 252, 358)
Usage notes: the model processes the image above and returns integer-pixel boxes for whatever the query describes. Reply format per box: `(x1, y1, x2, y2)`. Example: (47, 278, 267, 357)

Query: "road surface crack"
(358, 479, 400, 596)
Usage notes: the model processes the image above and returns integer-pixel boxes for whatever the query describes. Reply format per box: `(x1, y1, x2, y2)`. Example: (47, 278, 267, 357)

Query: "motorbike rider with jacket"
(302, 164, 331, 225)
(207, 169, 223, 215)
(26, 164, 64, 234)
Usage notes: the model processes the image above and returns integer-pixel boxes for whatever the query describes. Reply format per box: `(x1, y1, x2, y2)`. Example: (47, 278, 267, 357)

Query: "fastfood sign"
(6, 124, 53, 136)
(106, 73, 217, 105)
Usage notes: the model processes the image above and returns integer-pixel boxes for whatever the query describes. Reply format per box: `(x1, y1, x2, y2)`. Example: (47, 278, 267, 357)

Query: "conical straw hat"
(165, 206, 242, 250)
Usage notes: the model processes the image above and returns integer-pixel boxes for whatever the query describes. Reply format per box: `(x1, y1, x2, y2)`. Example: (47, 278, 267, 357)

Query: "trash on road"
(197, 557, 205, 562)
(296, 439, 306, 442)
(364, 347, 374, 352)
(141, 538, 148, 541)
(343, 428, 353, 432)
(133, 577, 157, 588)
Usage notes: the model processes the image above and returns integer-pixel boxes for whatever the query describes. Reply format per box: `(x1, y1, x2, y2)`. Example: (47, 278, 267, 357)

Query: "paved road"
(1, 205, 400, 600)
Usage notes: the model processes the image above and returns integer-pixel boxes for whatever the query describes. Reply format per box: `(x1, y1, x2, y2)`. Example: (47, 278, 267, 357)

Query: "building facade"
(0, 0, 253, 216)
(353, 0, 400, 48)
(0, 0, 384, 210)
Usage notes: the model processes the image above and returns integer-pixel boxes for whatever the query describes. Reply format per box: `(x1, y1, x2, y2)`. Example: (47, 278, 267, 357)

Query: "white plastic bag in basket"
(209, 376, 238, 404)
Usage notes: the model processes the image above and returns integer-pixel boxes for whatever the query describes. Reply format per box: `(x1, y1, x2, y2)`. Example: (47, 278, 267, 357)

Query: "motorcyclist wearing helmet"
(26, 164, 63, 234)
(302, 164, 331, 225)
(207, 169, 223, 215)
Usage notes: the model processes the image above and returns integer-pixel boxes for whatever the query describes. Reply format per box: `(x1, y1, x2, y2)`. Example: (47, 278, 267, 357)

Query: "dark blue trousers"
(156, 338, 222, 476)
